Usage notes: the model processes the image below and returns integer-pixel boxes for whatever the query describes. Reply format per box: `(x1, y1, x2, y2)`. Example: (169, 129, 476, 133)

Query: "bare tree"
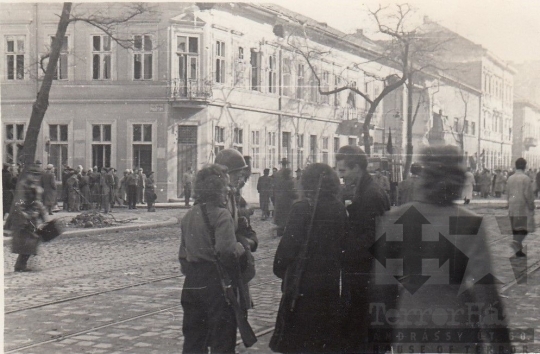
(369, 4, 456, 177)
(6, 2, 156, 229)
(288, 33, 407, 156)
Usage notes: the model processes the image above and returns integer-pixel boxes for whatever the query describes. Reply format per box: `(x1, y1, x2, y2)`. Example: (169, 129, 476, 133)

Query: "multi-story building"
(422, 18, 515, 171)
(513, 99, 540, 169)
(2, 3, 401, 201)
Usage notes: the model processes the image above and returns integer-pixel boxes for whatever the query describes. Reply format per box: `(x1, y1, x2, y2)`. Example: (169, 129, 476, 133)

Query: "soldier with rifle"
(270, 163, 347, 353)
(179, 164, 256, 353)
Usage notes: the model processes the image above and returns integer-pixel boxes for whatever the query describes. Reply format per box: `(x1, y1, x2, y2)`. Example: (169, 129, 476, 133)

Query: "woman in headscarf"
(271, 163, 348, 353)
(11, 164, 49, 272)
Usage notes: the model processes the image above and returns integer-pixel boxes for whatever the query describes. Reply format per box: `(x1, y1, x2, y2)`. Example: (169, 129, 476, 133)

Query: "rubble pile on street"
(68, 211, 137, 228)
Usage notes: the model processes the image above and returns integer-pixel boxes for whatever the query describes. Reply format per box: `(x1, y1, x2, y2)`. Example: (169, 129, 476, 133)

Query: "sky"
(269, 0, 540, 64)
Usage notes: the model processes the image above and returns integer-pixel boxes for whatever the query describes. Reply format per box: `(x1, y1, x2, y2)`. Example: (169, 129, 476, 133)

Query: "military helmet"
(215, 148, 247, 173)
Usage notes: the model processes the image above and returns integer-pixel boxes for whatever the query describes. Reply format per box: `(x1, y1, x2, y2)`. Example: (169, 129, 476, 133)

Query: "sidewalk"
(3, 202, 188, 242)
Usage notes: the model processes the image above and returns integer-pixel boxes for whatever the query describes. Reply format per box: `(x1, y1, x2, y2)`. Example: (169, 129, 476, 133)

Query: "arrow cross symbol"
(370, 206, 470, 295)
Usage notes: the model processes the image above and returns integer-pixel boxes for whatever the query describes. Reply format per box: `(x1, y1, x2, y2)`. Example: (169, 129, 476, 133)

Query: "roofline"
(514, 98, 540, 113)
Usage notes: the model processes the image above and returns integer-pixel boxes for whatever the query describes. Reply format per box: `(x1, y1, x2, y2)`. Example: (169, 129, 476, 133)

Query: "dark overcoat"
(41, 171, 57, 207)
(270, 197, 348, 353)
(273, 176, 297, 229)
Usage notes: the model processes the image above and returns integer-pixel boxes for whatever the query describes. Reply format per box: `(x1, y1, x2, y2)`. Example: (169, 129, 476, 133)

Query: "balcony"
(427, 129, 445, 145)
(168, 79, 212, 105)
(524, 137, 538, 150)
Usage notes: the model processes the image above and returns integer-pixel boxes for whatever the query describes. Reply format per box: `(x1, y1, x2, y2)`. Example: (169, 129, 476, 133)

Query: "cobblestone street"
(4, 206, 540, 353)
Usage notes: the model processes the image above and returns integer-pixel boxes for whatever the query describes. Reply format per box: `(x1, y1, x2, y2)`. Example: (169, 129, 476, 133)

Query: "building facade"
(2, 3, 513, 202)
(513, 100, 540, 169)
(2, 3, 400, 201)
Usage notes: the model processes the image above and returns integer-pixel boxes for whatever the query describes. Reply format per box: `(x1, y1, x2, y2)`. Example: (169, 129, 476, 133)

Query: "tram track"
(5, 250, 277, 315)
(4, 277, 282, 354)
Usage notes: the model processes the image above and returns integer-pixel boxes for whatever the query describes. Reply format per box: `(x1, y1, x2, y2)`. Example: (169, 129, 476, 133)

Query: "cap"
(46, 164, 54, 170)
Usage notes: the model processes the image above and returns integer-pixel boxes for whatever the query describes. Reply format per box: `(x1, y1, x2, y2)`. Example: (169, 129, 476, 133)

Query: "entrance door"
(177, 126, 197, 197)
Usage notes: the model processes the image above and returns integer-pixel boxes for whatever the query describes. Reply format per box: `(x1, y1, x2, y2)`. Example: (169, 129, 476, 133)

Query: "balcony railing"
(524, 137, 538, 149)
(427, 129, 445, 144)
(168, 78, 212, 101)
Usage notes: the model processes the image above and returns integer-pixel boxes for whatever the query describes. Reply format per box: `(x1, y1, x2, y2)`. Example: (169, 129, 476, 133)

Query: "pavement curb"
(3, 216, 179, 246)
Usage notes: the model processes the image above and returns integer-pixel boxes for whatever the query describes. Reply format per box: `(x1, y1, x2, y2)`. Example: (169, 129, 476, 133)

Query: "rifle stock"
(289, 173, 325, 312)
(215, 261, 258, 347)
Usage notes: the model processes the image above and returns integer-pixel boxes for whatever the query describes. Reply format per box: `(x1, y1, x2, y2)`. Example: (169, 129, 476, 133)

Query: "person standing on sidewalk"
(273, 167, 297, 237)
(507, 157, 535, 258)
(480, 168, 492, 198)
(270, 163, 347, 353)
(257, 168, 272, 220)
(126, 169, 138, 210)
(41, 164, 57, 215)
(11, 163, 49, 272)
(179, 164, 246, 354)
(144, 171, 156, 212)
(494, 169, 506, 198)
(136, 168, 146, 205)
(462, 167, 475, 204)
(336, 145, 390, 352)
(183, 166, 194, 207)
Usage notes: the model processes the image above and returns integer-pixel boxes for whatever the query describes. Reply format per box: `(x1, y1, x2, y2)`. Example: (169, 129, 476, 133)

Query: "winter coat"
(494, 173, 507, 193)
(144, 176, 156, 202)
(274, 177, 298, 229)
(378, 201, 510, 351)
(67, 174, 80, 211)
(11, 175, 47, 255)
(41, 170, 57, 207)
(79, 175, 91, 207)
(341, 172, 391, 351)
(480, 172, 492, 194)
(507, 170, 536, 232)
(462, 171, 475, 200)
(270, 197, 348, 353)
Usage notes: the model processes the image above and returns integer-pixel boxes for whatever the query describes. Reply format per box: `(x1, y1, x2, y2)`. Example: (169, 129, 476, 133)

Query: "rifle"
(289, 173, 324, 312)
(200, 203, 258, 348)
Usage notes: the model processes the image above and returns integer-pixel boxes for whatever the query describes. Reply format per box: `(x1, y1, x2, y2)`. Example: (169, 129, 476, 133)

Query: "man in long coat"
(41, 164, 57, 215)
(273, 168, 297, 237)
(256, 168, 272, 220)
(479, 169, 492, 198)
(336, 145, 391, 352)
(507, 158, 535, 257)
(66, 170, 80, 212)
